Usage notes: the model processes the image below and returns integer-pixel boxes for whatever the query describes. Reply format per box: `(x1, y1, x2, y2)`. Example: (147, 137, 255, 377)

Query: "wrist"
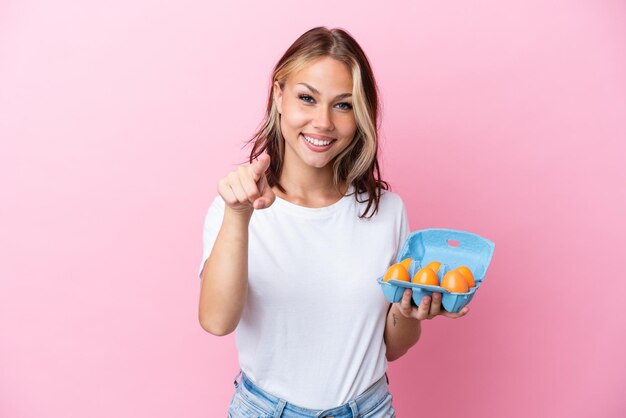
(224, 206, 253, 224)
(390, 303, 421, 324)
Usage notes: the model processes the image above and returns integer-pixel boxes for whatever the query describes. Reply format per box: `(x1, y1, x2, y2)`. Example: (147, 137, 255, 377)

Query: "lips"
(300, 134, 335, 152)
(302, 133, 335, 142)
(302, 134, 335, 147)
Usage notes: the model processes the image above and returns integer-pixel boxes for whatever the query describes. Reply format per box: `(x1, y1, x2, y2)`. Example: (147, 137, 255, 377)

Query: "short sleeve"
(198, 195, 226, 278)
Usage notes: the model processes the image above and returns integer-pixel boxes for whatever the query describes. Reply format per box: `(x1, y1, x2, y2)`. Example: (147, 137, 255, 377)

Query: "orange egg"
(400, 258, 412, 270)
(383, 263, 410, 282)
(455, 266, 475, 287)
(411, 267, 439, 286)
(425, 261, 441, 274)
(441, 270, 469, 293)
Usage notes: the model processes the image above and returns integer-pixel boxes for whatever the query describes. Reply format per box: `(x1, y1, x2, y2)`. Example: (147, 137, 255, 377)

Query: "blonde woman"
(198, 26, 468, 418)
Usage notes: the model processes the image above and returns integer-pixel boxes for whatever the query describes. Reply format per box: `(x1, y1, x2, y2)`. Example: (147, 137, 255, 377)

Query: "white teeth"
(303, 135, 332, 146)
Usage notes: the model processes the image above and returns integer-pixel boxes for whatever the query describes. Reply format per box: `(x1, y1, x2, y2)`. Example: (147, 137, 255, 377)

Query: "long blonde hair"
(247, 26, 389, 218)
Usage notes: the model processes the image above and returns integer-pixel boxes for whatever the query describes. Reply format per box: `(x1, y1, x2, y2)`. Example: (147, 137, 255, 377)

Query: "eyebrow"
(297, 83, 352, 100)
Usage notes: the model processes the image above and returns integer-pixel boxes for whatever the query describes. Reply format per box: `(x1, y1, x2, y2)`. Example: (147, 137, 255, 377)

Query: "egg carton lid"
(396, 228, 495, 283)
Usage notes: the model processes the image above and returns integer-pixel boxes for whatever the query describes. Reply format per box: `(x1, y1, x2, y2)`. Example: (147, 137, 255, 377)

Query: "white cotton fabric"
(198, 186, 410, 409)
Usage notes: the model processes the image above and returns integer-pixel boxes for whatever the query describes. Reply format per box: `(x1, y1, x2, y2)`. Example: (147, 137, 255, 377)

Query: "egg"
(411, 267, 439, 286)
(455, 265, 475, 287)
(426, 261, 441, 273)
(441, 270, 469, 293)
(399, 258, 412, 271)
(383, 263, 410, 282)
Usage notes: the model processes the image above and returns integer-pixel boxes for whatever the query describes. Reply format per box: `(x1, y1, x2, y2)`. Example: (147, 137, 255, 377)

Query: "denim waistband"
(236, 371, 390, 418)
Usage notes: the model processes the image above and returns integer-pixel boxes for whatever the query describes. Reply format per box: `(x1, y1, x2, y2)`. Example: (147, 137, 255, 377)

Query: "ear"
(273, 81, 283, 115)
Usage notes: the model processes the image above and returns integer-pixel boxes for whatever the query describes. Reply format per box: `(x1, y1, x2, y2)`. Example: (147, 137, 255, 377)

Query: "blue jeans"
(227, 370, 396, 418)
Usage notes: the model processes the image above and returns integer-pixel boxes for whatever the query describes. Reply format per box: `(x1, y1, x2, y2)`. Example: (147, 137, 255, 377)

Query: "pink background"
(1, 1, 625, 417)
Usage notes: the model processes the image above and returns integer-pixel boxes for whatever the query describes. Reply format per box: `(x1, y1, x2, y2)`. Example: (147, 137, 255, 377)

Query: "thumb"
(250, 153, 271, 181)
(253, 175, 276, 210)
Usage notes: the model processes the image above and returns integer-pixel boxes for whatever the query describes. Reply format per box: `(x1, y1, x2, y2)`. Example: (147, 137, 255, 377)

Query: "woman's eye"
(297, 94, 352, 111)
(298, 94, 315, 104)
(335, 102, 353, 111)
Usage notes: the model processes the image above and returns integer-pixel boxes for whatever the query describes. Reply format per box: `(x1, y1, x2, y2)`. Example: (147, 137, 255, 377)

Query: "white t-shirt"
(198, 185, 410, 409)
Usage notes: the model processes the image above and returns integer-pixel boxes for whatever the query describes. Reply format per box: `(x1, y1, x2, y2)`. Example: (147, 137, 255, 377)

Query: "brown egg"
(411, 267, 439, 286)
(455, 266, 475, 287)
(383, 263, 410, 282)
(426, 261, 441, 273)
(400, 258, 412, 270)
(441, 270, 469, 293)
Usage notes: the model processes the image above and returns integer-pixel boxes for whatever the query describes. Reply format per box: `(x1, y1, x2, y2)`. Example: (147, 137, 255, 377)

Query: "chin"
(303, 155, 333, 169)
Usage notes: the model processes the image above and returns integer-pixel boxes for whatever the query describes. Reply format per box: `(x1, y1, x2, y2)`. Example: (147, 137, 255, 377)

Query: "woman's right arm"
(198, 153, 274, 336)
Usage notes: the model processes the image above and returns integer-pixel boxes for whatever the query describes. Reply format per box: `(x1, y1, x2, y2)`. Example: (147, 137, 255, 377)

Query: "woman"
(198, 26, 468, 418)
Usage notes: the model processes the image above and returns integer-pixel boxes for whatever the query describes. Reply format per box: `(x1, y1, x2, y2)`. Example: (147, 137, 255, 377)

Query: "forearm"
(198, 208, 252, 336)
(384, 303, 422, 361)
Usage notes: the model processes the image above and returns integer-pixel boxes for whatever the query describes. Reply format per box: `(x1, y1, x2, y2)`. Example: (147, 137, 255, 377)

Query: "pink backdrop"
(1, 1, 625, 417)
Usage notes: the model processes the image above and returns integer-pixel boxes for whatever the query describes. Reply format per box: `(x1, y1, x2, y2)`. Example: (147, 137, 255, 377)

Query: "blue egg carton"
(377, 228, 495, 313)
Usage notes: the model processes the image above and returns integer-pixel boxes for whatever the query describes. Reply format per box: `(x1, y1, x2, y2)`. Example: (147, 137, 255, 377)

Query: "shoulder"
(379, 189, 405, 208)
(351, 187, 406, 219)
(372, 189, 406, 213)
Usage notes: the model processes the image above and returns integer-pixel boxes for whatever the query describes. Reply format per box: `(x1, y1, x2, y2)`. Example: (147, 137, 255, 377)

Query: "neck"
(275, 157, 348, 205)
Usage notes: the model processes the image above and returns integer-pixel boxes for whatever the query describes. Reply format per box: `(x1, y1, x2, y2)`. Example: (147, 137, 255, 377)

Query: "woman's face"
(273, 57, 357, 172)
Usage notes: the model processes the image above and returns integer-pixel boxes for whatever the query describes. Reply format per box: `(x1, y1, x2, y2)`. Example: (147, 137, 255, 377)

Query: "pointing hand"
(217, 153, 276, 214)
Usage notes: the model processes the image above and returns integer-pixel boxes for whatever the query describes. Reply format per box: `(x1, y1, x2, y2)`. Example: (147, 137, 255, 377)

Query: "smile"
(302, 134, 335, 147)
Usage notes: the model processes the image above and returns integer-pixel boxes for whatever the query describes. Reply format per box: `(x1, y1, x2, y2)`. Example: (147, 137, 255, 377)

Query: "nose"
(312, 106, 334, 131)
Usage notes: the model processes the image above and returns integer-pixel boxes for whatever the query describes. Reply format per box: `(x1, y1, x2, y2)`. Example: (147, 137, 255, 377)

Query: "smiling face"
(273, 56, 357, 175)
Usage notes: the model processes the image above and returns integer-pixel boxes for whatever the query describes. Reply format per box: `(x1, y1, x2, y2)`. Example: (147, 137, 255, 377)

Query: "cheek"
(281, 104, 310, 131)
(337, 116, 357, 137)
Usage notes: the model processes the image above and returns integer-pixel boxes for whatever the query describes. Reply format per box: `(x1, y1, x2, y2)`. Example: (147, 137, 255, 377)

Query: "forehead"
(287, 57, 353, 93)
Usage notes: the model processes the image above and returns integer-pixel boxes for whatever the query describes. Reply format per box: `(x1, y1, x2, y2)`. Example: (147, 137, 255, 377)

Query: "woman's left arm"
(384, 289, 469, 361)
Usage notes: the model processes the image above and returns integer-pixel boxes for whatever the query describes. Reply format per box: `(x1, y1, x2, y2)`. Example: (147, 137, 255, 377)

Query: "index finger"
(416, 295, 431, 320)
(250, 153, 271, 180)
(429, 292, 443, 316)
